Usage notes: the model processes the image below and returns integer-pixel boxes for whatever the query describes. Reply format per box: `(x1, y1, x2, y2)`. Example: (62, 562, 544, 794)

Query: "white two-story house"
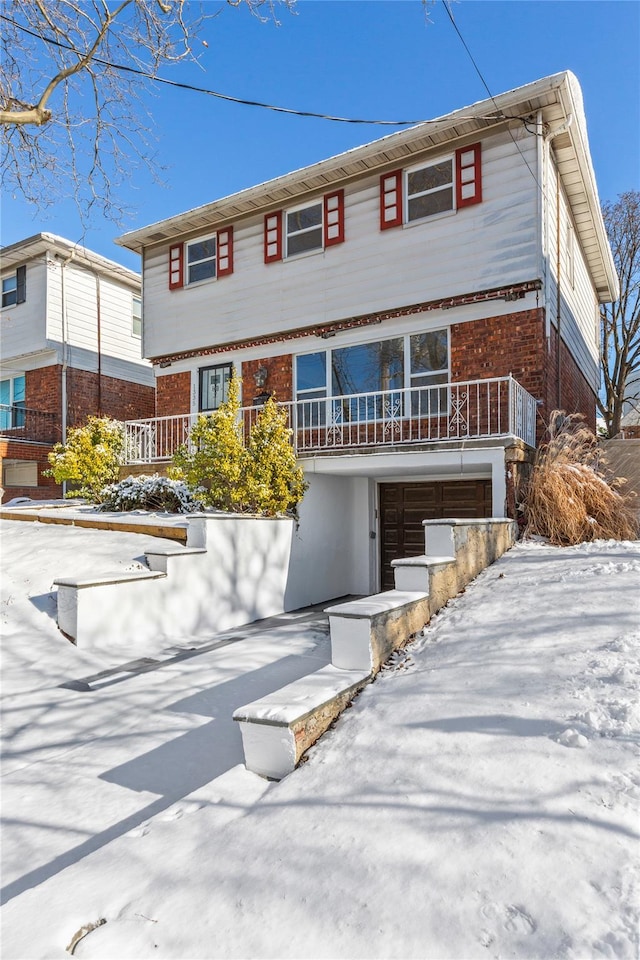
(0, 234, 155, 502)
(116, 72, 618, 598)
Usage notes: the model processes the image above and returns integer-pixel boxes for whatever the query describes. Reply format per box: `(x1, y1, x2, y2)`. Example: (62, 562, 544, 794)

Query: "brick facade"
(1, 365, 155, 504)
(0, 440, 61, 502)
(241, 355, 293, 404)
(156, 371, 191, 417)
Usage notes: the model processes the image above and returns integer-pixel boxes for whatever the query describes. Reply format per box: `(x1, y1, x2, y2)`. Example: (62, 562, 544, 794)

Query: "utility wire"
(440, 0, 543, 192)
(2, 12, 535, 130)
(1, 13, 421, 126)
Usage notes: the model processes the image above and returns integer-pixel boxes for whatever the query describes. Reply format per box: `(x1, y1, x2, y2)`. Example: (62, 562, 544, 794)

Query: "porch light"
(254, 365, 268, 389)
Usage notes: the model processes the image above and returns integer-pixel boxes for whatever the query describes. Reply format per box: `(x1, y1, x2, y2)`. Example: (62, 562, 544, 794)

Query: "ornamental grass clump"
(99, 475, 203, 514)
(522, 410, 638, 545)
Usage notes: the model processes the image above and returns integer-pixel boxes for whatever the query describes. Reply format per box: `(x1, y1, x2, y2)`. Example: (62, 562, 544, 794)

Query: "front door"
(379, 479, 493, 589)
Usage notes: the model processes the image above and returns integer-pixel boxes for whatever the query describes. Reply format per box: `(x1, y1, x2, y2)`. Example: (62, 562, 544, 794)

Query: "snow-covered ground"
(1, 518, 639, 960)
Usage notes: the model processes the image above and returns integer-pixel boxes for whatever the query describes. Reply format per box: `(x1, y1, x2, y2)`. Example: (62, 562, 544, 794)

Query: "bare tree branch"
(1, 0, 295, 224)
(597, 190, 640, 436)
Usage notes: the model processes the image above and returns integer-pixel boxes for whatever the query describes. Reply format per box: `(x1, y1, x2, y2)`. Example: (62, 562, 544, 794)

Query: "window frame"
(404, 155, 456, 226)
(198, 362, 233, 413)
(186, 234, 217, 286)
(2, 274, 18, 307)
(294, 329, 450, 424)
(132, 295, 142, 338)
(0, 374, 27, 430)
(285, 199, 325, 259)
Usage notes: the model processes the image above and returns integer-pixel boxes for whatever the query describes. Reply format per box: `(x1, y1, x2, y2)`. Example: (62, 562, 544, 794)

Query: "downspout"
(59, 250, 75, 498)
(95, 273, 102, 416)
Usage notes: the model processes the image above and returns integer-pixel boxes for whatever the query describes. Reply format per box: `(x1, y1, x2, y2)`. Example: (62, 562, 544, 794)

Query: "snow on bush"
(99, 474, 204, 514)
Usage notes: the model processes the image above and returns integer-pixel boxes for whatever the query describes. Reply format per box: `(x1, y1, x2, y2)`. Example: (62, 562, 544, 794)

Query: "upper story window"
(380, 143, 482, 230)
(406, 159, 454, 222)
(132, 296, 142, 337)
(286, 202, 323, 257)
(264, 190, 345, 263)
(2, 265, 26, 307)
(187, 236, 217, 284)
(168, 228, 234, 290)
(199, 362, 233, 412)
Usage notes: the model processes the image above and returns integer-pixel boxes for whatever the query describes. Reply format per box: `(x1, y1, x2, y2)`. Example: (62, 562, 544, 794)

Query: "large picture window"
(295, 330, 449, 424)
(199, 363, 232, 412)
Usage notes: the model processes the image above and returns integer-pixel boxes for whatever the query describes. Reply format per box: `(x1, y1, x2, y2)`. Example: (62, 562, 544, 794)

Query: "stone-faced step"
(325, 590, 430, 673)
(233, 664, 370, 780)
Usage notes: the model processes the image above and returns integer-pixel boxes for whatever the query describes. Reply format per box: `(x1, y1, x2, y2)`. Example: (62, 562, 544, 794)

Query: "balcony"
(123, 376, 537, 465)
(0, 405, 60, 445)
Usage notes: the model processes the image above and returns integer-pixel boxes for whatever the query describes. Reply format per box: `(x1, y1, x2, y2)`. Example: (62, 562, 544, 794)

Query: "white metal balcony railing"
(123, 376, 537, 465)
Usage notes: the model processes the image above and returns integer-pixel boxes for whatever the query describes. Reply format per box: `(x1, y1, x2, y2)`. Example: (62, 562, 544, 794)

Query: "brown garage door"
(379, 480, 492, 589)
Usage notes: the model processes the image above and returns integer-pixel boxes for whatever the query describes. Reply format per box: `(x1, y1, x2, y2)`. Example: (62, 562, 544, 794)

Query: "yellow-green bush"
(46, 416, 125, 501)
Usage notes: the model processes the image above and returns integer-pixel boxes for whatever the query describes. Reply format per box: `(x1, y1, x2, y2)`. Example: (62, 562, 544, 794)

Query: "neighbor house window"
(132, 296, 142, 337)
(0, 374, 26, 429)
(199, 363, 233, 412)
(295, 331, 449, 422)
(2, 265, 26, 307)
(3, 460, 38, 487)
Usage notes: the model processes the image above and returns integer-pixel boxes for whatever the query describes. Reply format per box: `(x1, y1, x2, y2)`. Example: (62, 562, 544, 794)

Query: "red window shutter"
(264, 211, 283, 263)
(324, 190, 345, 246)
(380, 170, 403, 229)
(169, 243, 184, 289)
(217, 227, 234, 277)
(456, 143, 482, 208)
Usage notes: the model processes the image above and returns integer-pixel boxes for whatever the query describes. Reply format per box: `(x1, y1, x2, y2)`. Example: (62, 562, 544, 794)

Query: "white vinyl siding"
(545, 156, 600, 392)
(141, 131, 539, 360)
(0, 258, 47, 358)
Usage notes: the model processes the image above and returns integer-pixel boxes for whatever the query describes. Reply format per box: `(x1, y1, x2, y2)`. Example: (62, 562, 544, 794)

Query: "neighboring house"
(0, 234, 155, 502)
(116, 71, 618, 597)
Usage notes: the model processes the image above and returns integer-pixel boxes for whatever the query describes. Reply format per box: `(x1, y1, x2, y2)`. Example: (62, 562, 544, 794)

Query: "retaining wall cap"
(422, 518, 515, 526)
(325, 590, 429, 618)
(233, 664, 370, 725)
(53, 570, 166, 588)
(391, 555, 455, 568)
(144, 547, 207, 557)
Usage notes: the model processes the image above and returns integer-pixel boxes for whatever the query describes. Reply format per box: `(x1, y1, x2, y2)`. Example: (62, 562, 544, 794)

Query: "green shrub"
(46, 416, 124, 501)
(99, 475, 203, 513)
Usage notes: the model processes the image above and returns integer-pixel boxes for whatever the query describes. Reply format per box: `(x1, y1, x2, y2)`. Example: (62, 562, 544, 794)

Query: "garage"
(379, 479, 493, 589)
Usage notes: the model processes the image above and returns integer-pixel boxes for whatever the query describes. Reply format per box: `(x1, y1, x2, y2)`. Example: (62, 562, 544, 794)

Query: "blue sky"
(2, 0, 638, 272)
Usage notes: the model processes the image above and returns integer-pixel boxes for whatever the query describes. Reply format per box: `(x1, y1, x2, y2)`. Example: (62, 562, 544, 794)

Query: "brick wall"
(156, 371, 191, 417)
(241, 356, 293, 404)
(66, 368, 155, 426)
(0, 440, 61, 503)
(451, 307, 596, 441)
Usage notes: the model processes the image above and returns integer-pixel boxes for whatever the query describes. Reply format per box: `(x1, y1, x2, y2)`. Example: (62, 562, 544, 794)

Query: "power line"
(1, 14, 422, 126)
(440, 0, 543, 193)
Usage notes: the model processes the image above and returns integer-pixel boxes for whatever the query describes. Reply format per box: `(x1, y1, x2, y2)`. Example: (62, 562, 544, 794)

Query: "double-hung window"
(286, 202, 323, 257)
(132, 296, 142, 337)
(406, 159, 454, 222)
(199, 363, 233, 413)
(2, 266, 26, 307)
(187, 236, 217, 284)
(380, 143, 482, 230)
(264, 190, 345, 263)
